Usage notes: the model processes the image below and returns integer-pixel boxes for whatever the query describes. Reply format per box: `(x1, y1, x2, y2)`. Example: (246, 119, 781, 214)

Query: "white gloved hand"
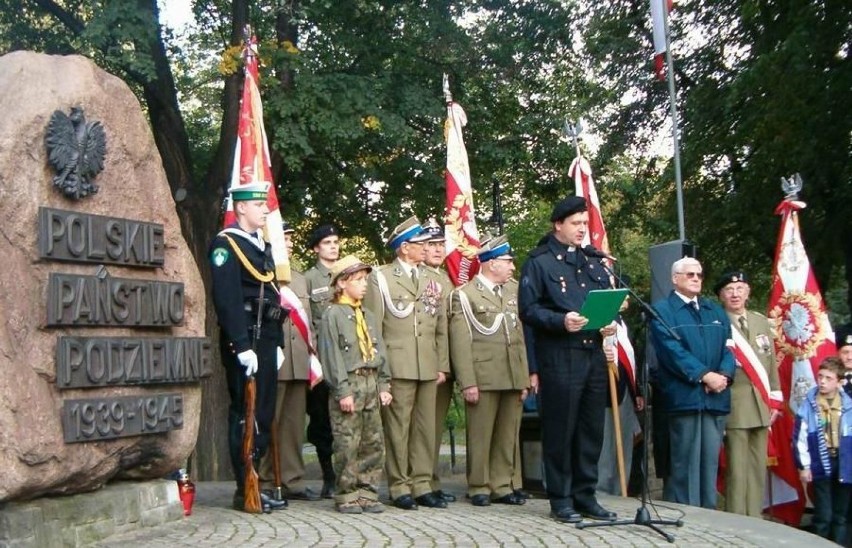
(277, 347, 284, 371)
(237, 350, 258, 377)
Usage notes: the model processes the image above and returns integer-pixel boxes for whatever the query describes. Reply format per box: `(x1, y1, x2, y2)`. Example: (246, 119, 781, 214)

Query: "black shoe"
(392, 494, 418, 510)
(321, 480, 336, 499)
(576, 502, 616, 521)
(232, 492, 272, 514)
(433, 490, 456, 503)
(260, 491, 288, 510)
(551, 507, 582, 523)
(493, 493, 526, 505)
(415, 492, 448, 508)
(470, 494, 491, 507)
(287, 487, 321, 501)
(513, 489, 531, 500)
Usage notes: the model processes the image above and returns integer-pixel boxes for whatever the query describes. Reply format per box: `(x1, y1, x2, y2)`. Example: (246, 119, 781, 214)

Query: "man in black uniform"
(210, 181, 288, 513)
(518, 195, 616, 524)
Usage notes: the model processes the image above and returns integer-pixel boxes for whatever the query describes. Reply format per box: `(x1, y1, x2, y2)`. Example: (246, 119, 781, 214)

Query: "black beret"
(281, 221, 295, 234)
(837, 323, 852, 350)
(550, 195, 587, 222)
(713, 270, 749, 295)
(307, 224, 338, 249)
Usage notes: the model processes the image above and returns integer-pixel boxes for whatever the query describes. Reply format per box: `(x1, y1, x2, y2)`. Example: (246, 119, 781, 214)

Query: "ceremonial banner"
(765, 196, 836, 524)
(443, 100, 480, 286)
(279, 286, 323, 387)
(222, 33, 290, 283)
(650, 0, 673, 81)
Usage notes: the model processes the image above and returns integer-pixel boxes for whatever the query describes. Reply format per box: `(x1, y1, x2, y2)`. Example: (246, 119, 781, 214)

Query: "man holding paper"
(519, 195, 620, 524)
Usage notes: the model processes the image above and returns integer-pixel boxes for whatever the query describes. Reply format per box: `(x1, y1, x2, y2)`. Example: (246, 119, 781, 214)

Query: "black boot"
(319, 455, 336, 499)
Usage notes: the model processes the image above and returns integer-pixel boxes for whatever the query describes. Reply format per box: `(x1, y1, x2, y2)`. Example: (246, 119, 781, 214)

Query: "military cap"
(229, 181, 270, 202)
(331, 254, 372, 284)
(387, 216, 430, 250)
(307, 224, 338, 249)
(281, 221, 295, 234)
(837, 324, 852, 350)
(422, 217, 446, 242)
(550, 195, 587, 222)
(477, 235, 513, 262)
(713, 270, 749, 295)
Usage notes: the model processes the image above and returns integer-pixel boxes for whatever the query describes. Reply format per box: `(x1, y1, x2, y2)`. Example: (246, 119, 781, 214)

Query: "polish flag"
(650, 0, 674, 81)
(764, 196, 837, 525)
(444, 100, 481, 286)
(222, 33, 290, 283)
(279, 286, 323, 387)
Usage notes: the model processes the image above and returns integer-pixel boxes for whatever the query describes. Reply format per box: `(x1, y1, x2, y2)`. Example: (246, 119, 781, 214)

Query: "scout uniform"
(364, 216, 450, 509)
(449, 236, 529, 505)
(318, 255, 391, 514)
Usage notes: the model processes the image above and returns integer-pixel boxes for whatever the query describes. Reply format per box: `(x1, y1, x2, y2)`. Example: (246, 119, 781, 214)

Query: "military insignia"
(556, 254, 563, 261)
(768, 292, 828, 359)
(211, 247, 229, 267)
(756, 334, 772, 354)
(846, 334, 852, 346)
(732, 275, 740, 282)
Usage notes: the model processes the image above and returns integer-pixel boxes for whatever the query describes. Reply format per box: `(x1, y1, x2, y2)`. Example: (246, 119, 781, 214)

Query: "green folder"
(578, 289, 629, 330)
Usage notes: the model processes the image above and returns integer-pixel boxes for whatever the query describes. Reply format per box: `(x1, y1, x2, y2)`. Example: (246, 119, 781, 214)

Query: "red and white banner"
(279, 286, 323, 387)
(728, 329, 783, 411)
(573, 154, 635, 391)
(443, 101, 481, 286)
(764, 197, 837, 524)
(650, 0, 673, 81)
(222, 34, 290, 283)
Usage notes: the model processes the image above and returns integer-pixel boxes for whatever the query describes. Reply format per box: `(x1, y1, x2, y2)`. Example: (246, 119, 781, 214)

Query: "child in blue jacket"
(794, 357, 852, 543)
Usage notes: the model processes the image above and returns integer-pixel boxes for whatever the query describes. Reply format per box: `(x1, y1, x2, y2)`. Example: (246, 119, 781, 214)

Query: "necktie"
(738, 316, 749, 338)
(493, 285, 502, 299)
(339, 295, 375, 362)
(691, 300, 699, 312)
(410, 269, 418, 288)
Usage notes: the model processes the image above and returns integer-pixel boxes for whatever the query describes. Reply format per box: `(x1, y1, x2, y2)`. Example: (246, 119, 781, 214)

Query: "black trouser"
(538, 344, 607, 511)
(306, 380, 335, 478)
(221, 330, 279, 492)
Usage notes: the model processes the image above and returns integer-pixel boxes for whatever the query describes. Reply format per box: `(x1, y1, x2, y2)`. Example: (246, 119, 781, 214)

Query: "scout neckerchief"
(338, 294, 375, 362)
(817, 393, 841, 453)
(222, 234, 275, 283)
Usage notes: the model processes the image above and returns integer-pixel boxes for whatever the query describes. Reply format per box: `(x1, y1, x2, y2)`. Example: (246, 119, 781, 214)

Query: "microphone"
(581, 245, 617, 262)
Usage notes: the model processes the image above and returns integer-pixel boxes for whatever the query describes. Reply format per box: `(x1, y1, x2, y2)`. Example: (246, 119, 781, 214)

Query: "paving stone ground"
(94, 473, 833, 548)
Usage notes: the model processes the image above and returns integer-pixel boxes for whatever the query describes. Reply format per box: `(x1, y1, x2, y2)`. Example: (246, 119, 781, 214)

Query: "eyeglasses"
(721, 286, 747, 295)
(677, 271, 704, 279)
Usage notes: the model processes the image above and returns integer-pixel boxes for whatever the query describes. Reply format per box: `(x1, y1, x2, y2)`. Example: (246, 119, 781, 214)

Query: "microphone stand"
(575, 255, 682, 543)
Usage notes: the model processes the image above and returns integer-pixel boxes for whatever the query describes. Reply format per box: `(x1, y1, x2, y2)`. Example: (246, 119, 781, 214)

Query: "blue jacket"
(793, 386, 852, 483)
(650, 291, 736, 414)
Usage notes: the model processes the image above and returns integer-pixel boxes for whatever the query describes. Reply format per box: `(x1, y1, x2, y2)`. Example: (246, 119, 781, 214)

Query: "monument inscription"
(62, 393, 184, 443)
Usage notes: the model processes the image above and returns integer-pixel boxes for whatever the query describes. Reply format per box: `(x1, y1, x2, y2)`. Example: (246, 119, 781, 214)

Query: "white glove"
(277, 347, 284, 371)
(237, 350, 258, 377)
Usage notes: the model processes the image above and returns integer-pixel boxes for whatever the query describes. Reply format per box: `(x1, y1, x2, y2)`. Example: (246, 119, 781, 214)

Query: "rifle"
(241, 284, 265, 514)
(270, 419, 283, 500)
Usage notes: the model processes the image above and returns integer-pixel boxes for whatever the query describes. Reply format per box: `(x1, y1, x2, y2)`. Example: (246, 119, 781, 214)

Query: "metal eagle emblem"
(45, 107, 107, 200)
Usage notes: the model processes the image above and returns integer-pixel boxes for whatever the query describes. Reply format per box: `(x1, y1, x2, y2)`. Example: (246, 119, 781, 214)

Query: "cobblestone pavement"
(95, 476, 833, 548)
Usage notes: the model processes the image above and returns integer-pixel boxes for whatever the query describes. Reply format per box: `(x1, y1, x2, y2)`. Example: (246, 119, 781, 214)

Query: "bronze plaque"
(46, 273, 184, 327)
(62, 393, 184, 443)
(38, 207, 164, 267)
(56, 336, 212, 388)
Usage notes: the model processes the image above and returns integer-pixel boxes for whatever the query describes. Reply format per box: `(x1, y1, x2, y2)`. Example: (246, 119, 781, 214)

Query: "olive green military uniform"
(364, 258, 450, 499)
(449, 276, 528, 499)
(725, 310, 780, 517)
(423, 265, 456, 493)
(303, 261, 336, 485)
(259, 270, 311, 494)
(319, 303, 391, 505)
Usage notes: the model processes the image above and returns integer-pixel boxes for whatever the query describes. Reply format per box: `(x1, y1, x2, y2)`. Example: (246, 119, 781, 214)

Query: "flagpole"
(661, 1, 685, 241)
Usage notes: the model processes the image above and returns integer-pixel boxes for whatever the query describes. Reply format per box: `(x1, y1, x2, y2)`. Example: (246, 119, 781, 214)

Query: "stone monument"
(0, 51, 209, 508)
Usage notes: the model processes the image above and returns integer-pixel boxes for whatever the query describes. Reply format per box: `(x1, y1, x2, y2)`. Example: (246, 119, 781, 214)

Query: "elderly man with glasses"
(649, 257, 736, 509)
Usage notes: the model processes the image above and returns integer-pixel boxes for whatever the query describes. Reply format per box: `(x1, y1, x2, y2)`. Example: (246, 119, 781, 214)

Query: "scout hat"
(477, 235, 513, 262)
(837, 324, 852, 350)
(307, 224, 338, 249)
(550, 195, 587, 222)
(331, 255, 372, 284)
(387, 216, 430, 250)
(713, 270, 749, 295)
(229, 181, 270, 201)
(422, 217, 445, 242)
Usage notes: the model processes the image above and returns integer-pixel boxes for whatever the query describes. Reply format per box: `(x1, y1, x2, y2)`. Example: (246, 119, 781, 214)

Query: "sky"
(158, 1, 195, 32)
